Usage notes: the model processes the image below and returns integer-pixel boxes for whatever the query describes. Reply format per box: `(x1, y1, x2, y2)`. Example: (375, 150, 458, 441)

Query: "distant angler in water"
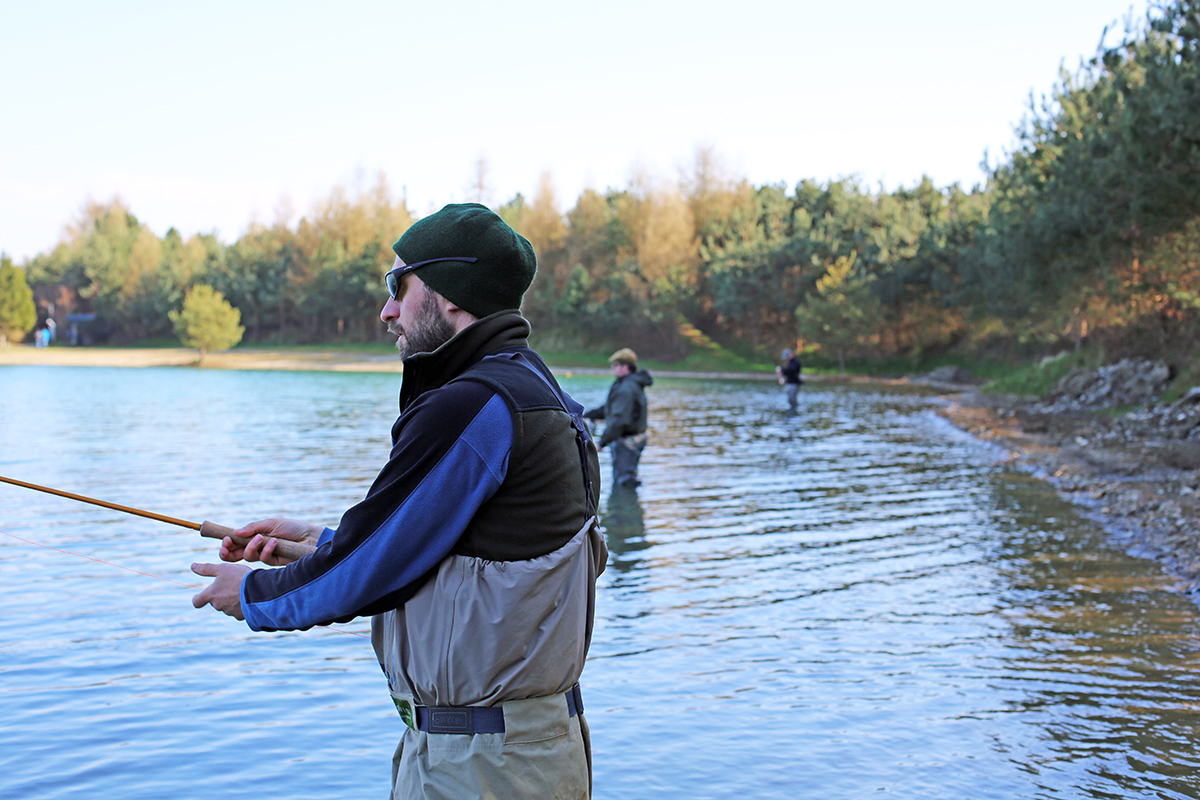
(585, 347, 652, 489)
(776, 348, 803, 411)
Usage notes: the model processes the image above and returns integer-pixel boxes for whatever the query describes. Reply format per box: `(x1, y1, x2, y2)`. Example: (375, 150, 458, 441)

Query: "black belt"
(402, 684, 584, 735)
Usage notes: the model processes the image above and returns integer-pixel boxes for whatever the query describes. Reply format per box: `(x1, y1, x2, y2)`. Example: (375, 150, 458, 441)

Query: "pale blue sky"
(1, 0, 1149, 262)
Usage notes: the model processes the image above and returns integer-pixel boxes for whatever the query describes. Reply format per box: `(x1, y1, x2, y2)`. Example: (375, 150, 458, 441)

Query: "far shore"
(0, 344, 406, 373)
(0, 344, 824, 382)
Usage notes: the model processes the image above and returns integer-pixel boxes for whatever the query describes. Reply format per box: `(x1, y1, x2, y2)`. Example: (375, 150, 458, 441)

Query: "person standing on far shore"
(777, 348, 803, 411)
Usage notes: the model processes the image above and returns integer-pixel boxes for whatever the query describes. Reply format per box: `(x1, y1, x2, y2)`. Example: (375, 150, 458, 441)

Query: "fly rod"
(0, 475, 314, 562)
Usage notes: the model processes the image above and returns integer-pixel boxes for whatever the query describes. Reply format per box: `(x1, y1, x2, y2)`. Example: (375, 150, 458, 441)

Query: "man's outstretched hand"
(193, 517, 323, 620)
(191, 561, 251, 620)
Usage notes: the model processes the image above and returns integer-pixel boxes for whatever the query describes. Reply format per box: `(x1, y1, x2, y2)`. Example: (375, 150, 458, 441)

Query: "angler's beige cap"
(608, 348, 638, 366)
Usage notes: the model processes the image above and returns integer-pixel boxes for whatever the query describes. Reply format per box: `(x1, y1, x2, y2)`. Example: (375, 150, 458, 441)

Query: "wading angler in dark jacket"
(776, 348, 803, 411)
(585, 347, 652, 488)
(191, 203, 606, 800)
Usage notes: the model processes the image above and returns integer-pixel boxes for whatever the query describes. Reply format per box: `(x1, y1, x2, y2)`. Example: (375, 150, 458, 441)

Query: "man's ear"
(438, 296, 478, 333)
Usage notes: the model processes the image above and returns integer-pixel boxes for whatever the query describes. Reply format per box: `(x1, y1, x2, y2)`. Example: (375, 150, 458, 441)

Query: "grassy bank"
(535, 346, 774, 375)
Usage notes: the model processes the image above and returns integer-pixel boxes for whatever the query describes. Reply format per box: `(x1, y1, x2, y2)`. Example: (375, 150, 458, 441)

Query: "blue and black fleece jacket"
(240, 311, 601, 632)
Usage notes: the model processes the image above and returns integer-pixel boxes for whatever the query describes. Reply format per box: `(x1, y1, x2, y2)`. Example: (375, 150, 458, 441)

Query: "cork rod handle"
(199, 521, 316, 563)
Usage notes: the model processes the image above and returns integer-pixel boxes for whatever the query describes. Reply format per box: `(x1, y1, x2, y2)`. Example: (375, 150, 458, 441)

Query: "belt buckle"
(392, 696, 418, 730)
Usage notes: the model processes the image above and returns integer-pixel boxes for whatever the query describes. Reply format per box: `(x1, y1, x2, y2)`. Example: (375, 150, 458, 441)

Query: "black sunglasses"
(385, 257, 478, 299)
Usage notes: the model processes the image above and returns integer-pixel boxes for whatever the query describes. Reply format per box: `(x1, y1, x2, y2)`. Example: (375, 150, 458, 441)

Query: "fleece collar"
(397, 311, 531, 412)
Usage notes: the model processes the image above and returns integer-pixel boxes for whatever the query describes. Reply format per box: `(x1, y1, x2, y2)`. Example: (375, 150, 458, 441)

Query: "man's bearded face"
(393, 284, 457, 360)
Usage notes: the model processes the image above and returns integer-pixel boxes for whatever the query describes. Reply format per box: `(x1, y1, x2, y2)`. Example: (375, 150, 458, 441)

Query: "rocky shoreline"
(931, 361, 1200, 593)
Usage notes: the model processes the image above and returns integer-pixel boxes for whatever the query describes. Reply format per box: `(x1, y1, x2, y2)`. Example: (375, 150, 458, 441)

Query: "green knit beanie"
(391, 203, 537, 318)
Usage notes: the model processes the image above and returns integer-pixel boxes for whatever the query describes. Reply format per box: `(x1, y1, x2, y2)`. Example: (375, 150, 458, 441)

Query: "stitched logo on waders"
(393, 696, 417, 730)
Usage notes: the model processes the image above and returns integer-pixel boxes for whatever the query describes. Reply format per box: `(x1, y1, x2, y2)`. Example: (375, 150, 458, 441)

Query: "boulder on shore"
(916, 365, 973, 384)
(1049, 358, 1172, 410)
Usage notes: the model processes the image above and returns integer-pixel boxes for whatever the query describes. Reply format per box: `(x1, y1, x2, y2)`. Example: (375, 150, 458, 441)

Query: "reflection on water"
(601, 484, 646, 570)
(1, 367, 1199, 800)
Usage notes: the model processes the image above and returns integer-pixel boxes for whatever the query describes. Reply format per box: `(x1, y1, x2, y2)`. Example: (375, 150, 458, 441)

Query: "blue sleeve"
(241, 388, 513, 632)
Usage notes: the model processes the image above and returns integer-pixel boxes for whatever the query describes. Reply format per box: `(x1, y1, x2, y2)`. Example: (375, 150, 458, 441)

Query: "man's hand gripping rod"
(0, 475, 315, 562)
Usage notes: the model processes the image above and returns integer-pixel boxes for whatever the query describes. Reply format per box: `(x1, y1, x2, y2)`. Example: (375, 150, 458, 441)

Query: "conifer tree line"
(8, 0, 1200, 367)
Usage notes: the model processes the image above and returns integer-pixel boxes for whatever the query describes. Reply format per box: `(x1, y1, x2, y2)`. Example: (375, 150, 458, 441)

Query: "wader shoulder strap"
(481, 351, 597, 519)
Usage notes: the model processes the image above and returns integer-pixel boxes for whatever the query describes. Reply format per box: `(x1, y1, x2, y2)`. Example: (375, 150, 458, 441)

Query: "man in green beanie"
(192, 203, 606, 799)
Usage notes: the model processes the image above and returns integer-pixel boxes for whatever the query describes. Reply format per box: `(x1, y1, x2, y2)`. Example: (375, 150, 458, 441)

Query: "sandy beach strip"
(0, 346, 405, 373)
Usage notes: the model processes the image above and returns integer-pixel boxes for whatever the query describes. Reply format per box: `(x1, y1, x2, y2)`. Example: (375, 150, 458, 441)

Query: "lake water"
(2, 364, 1199, 799)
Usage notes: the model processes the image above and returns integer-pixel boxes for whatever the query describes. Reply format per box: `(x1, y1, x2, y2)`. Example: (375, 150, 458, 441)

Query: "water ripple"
(2, 369, 1199, 799)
